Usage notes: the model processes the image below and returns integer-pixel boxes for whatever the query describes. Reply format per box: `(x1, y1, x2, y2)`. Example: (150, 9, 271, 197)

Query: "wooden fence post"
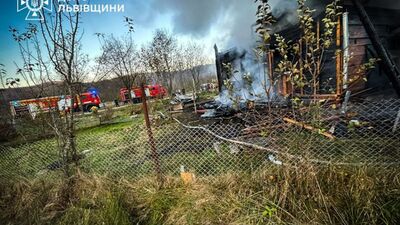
(141, 84, 163, 182)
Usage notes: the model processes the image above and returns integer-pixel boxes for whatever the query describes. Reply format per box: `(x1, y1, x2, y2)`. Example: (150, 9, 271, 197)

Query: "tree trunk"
(169, 74, 173, 95)
(67, 85, 78, 167)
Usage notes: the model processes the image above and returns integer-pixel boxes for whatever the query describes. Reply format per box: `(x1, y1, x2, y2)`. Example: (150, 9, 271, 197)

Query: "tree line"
(96, 24, 210, 96)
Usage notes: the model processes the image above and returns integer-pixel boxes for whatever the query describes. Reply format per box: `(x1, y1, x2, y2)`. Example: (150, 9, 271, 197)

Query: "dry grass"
(1, 165, 399, 225)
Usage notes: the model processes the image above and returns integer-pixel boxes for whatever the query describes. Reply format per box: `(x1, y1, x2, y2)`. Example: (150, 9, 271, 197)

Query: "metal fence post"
(141, 84, 163, 181)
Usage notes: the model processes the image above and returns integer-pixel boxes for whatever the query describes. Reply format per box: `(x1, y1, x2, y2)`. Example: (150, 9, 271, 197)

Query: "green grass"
(0, 113, 145, 180)
(77, 117, 141, 135)
(5, 104, 144, 145)
(3, 115, 399, 182)
(0, 175, 135, 225)
(0, 138, 59, 179)
(160, 147, 267, 176)
(2, 95, 399, 224)
(273, 129, 400, 164)
(58, 193, 132, 225)
(1, 166, 399, 225)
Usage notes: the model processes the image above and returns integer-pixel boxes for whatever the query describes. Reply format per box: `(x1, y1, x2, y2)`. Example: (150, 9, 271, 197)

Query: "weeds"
(1, 166, 399, 225)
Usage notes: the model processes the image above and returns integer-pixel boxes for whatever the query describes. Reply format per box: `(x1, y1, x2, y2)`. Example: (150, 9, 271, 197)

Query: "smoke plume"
(149, 0, 326, 50)
(150, 0, 258, 49)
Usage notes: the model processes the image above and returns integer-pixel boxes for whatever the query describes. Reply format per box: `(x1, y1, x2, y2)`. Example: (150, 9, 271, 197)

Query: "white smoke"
(214, 0, 328, 109)
(215, 49, 271, 108)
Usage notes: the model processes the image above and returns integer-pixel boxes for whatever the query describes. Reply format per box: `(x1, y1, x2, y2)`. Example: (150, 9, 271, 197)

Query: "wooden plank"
(349, 65, 368, 79)
(283, 118, 335, 140)
(349, 25, 389, 39)
(298, 94, 338, 98)
(282, 74, 288, 96)
(347, 6, 400, 26)
(348, 65, 367, 92)
(348, 81, 366, 92)
(348, 55, 366, 67)
(349, 16, 400, 27)
(336, 16, 343, 96)
(349, 45, 366, 56)
(349, 65, 364, 75)
(349, 38, 372, 46)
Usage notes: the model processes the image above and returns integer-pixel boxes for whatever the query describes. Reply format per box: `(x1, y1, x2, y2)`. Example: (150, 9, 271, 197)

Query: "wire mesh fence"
(0, 98, 399, 181)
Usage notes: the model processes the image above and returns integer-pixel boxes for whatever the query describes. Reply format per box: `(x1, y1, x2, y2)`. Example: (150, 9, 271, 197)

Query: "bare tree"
(96, 17, 139, 101)
(72, 45, 90, 87)
(137, 45, 155, 85)
(0, 63, 16, 142)
(9, 23, 53, 96)
(97, 35, 138, 96)
(173, 44, 187, 89)
(145, 29, 177, 94)
(37, 0, 85, 175)
(0, 64, 6, 89)
(0, 63, 8, 122)
(8, 22, 66, 177)
(9, 0, 84, 174)
(182, 42, 208, 90)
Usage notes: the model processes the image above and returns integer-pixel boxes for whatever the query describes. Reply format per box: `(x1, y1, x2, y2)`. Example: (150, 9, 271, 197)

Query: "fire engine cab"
(72, 91, 101, 112)
(119, 84, 167, 103)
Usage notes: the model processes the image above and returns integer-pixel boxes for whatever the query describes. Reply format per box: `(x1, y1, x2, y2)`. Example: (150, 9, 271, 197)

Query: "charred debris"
(170, 0, 400, 141)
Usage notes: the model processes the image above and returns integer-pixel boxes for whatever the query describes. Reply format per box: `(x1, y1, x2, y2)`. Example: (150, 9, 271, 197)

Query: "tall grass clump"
(1, 165, 399, 225)
(0, 172, 134, 225)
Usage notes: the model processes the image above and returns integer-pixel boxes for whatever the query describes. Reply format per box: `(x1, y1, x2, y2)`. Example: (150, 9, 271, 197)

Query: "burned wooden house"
(214, 45, 247, 93)
(215, 0, 400, 101)
(341, 0, 400, 97)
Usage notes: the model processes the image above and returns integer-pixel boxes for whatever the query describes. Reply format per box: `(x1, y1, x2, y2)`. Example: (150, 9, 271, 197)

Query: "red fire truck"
(10, 91, 101, 118)
(119, 84, 168, 103)
(73, 91, 102, 112)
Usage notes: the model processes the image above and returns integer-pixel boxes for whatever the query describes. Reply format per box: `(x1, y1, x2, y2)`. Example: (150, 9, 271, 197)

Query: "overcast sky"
(0, 0, 275, 82)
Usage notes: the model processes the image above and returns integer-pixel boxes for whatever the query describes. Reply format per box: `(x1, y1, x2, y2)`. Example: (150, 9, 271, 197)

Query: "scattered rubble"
(170, 94, 195, 105)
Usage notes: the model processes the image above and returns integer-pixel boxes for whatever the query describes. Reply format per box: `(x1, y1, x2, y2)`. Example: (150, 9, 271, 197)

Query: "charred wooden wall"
(214, 47, 246, 92)
(345, 6, 400, 95)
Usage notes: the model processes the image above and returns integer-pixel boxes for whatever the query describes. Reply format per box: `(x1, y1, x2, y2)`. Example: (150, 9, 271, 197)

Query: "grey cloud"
(222, 0, 258, 49)
(148, 0, 258, 49)
(139, 0, 327, 51)
(151, 0, 226, 37)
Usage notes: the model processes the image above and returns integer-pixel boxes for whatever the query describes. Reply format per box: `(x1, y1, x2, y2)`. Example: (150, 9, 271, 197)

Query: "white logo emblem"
(17, 0, 52, 20)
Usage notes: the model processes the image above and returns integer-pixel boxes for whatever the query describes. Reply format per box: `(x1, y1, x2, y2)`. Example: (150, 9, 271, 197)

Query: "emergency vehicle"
(119, 84, 168, 103)
(10, 91, 101, 118)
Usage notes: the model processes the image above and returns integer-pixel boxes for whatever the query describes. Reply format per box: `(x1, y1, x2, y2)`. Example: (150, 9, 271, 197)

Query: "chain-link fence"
(1, 99, 399, 181)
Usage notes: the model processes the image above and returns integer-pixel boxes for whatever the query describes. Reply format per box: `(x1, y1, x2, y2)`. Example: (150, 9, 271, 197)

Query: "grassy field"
(0, 95, 211, 180)
(1, 94, 400, 224)
(0, 103, 146, 179)
(1, 165, 399, 225)
(0, 95, 219, 180)
(2, 99, 399, 181)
